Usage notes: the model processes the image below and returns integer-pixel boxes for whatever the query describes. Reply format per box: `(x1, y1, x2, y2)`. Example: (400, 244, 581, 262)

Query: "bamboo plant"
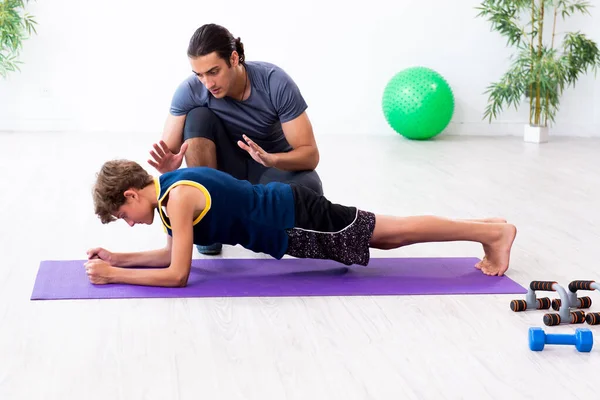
(0, 0, 37, 79)
(476, 0, 600, 128)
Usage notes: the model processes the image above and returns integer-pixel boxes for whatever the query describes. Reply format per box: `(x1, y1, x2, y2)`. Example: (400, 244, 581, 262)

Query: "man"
(150, 23, 323, 255)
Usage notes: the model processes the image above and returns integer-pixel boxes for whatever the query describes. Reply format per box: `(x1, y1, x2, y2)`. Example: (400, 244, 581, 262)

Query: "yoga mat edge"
(30, 257, 527, 300)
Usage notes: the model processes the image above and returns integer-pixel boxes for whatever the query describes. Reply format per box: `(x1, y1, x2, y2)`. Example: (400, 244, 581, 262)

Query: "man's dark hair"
(187, 24, 245, 66)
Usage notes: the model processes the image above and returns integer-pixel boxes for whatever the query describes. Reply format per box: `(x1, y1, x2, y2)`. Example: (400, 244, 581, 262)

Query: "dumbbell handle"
(568, 281, 598, 292)
(545, 333, 577, 346)
(530, 281, 557, 291)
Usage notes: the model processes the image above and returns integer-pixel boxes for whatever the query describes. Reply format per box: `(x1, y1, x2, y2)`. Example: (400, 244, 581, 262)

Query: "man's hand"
(148, 140, 189, 173)
(84, 259, 115, 285)
(237, 134, 275, 168)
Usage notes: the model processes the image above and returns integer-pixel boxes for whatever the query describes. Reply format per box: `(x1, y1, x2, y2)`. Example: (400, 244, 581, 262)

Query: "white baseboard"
(1, 119, 599, 138)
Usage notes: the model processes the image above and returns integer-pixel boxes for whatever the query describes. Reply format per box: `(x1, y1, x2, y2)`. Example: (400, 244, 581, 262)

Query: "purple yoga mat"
(30, 257, 526, 300)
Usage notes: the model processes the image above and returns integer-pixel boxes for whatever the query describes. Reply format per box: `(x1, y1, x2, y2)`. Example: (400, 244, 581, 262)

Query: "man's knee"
(259, 169, 324, 195)
(183, 107, 223, 142)
(299, 171, 324, 195)
(184, 137, 217, 168)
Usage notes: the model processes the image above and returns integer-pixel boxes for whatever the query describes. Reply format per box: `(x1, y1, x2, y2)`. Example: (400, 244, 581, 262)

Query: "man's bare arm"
(162, 114, 187, 153)
(270, 112, 320, 171)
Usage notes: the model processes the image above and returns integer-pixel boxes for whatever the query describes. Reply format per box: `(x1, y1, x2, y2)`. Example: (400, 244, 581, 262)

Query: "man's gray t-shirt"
(170, 61, 308, 153)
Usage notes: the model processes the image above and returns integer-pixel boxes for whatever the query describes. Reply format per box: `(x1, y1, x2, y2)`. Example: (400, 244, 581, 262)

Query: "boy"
(86, 144, 517, 287)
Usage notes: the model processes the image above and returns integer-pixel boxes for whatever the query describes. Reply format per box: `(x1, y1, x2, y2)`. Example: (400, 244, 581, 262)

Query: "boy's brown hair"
(93, 160, 154, 224)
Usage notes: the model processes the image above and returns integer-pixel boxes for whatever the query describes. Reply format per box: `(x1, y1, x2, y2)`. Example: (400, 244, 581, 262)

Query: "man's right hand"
(87, 247, 118, 266)
(148, 140, 189, 174)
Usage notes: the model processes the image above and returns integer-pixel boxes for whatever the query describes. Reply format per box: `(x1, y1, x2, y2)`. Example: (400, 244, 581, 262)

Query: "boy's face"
(114, 189, 154, 226)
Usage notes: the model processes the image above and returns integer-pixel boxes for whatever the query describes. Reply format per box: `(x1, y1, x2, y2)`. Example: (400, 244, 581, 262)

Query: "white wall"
(1, 0, 599, 137)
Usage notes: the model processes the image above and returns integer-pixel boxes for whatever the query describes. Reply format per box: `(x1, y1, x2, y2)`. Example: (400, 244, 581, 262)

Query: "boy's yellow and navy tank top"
(155, 167, 295, 259)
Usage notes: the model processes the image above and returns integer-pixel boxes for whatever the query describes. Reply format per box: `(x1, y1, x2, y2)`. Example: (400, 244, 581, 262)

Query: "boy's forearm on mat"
(113, 248, 172, 268)
(109, 265, 187, 287)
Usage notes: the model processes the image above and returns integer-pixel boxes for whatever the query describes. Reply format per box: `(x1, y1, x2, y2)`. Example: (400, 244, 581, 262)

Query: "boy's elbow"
(176, 276, 189, 287)
(171, 273, 189, 287)
(165, 269, 189, 287)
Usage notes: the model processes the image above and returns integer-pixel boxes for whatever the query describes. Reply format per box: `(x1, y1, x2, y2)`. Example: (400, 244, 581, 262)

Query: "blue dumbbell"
(528, 327, 593, 352)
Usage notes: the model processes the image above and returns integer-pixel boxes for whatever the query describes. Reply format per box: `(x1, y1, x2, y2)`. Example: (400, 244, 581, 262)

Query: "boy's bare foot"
(468, 218, 507, 224)
(478, 223, 517, 276)
(475, 257, 486, 270)
(466, 218, 507, 269)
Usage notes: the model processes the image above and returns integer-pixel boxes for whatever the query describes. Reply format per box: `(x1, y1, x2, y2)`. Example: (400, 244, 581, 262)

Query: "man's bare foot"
(479, 223, 517, 276)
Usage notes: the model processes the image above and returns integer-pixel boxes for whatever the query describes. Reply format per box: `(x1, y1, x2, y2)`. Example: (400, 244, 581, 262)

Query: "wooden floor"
(1, 131, 600, 399)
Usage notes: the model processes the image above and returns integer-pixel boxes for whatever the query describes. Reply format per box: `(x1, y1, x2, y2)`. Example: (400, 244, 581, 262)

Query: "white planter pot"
(524, 124, 549, 143)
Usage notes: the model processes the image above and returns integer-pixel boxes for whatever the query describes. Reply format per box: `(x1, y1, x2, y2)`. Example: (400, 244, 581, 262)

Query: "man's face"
(189, 52, 236, 99)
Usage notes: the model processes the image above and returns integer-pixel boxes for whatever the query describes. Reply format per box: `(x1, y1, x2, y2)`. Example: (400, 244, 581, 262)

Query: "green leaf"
(0, 0, 37, 79)
(478, 0, 600, 125)
(475, 0, 530, 47)
(557, 0, 592, 19)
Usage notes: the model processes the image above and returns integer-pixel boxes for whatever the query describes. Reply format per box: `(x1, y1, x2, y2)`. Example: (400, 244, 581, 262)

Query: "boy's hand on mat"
(86, 247, 116, 265)
(148, 140, 188, 173)
(237, 134, 274, 167)
(84, 259, 113, 285)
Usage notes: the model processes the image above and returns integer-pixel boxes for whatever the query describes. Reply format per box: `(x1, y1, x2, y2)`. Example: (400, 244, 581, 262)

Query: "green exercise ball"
(382, 66, 454, 140)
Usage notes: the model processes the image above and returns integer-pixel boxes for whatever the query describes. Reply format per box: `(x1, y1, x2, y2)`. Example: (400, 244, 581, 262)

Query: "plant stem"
(545, 3, 558, 127)
(535, 0, 544, 126)
(551, 5, 557, 48)
(529, 0, 535, 126)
